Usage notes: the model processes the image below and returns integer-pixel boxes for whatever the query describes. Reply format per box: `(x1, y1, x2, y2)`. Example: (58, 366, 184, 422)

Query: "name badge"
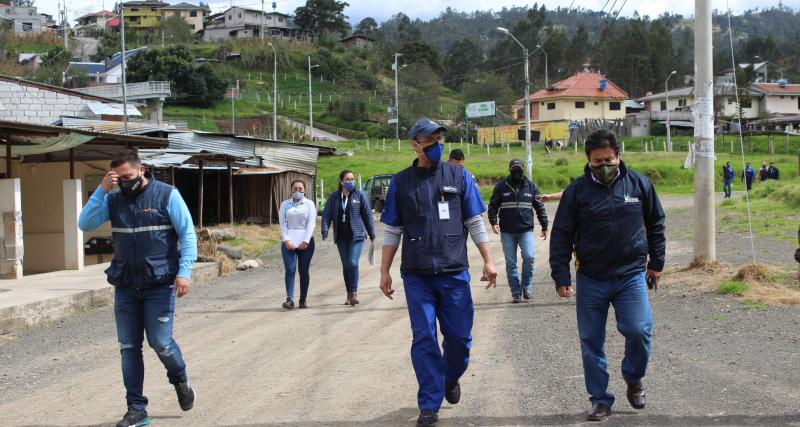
(438, 201, 450, 220)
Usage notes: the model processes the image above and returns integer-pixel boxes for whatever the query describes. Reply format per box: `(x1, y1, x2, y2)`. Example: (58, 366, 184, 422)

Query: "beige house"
(516, 72, 628, 124)
(162, 2, 210, 33)
(751, 83, 800, 116)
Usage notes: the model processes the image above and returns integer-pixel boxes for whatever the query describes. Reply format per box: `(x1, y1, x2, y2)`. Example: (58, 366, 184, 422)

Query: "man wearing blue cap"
(379, 118, 498, 426)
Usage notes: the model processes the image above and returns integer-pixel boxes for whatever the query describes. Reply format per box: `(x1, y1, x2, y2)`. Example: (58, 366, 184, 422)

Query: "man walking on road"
(78, 151, 197, 427)
(488, 159, 548, 303)
(742, 162, 755, 192)
(379, 118, 498, 426)
(722, 161, 735, 198)
(549, 129, 666, 422)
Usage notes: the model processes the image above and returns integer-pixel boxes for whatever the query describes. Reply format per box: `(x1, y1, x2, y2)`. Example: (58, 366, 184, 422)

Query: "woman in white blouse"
(278, 179, 317, 309)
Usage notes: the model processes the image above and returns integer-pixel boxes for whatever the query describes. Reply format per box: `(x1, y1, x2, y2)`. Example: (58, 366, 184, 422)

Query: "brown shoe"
(345, 292, 353, 305)
(351, 292, 360, 305)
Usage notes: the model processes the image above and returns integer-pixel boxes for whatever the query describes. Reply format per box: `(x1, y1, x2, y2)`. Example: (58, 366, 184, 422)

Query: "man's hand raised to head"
(101, 170, 119, 193)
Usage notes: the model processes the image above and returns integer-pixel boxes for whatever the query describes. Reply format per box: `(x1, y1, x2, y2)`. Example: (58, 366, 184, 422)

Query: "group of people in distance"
(731, 160, 780, 194)
(79, 117, 666, 427)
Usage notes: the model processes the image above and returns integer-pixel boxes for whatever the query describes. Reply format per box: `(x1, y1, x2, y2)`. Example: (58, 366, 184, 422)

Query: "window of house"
(728, 97, 733, 104)
(575, 101, 585, 109)
(547, 102, 556, 110)
(609, 101, 621, 110)
(22, 22, 32, 31)
(190, 11, 197, 17)
(741, 98, 752, 108)
(131, 7, 139, 12)
(28, 10, 33, 15)
(660, 101, 667, 111)
(151, 7, 157, 11)
(594, 101, 599, 105)
(238, 13, 242, 18)
(678, 99, 687, 107)
(228, 15, 231, 20)
(780, 96, 785, 99)
(279, 17, 284, 22)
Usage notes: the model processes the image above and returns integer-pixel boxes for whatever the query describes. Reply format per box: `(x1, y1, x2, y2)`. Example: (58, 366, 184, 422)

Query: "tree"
(565, 23, 589, 74)
(442, 38, 482, 91)
(399, 40, 442, 75)
(487, 5, 547, 93)
(354, 17, 377, 38)
(158, 15, 194, 45)
(294, 0, 351, 37)
(461, 73, 515, 106)
(126, 45, 225, 106)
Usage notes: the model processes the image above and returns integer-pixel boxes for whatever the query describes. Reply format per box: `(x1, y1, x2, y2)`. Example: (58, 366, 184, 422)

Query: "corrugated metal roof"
(255, 141, 318, 175)
(59, 117, 176, 135)
(167, 132, 261, 166)
(86, 102, 142, 116)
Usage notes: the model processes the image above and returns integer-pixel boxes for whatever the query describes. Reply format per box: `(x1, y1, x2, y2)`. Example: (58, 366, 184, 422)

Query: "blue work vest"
(394, 161, 468, 275)
(104, 177, 180, 288)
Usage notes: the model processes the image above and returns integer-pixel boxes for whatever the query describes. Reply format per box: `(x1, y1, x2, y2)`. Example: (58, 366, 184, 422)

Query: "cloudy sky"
(37, 0, 790, 26)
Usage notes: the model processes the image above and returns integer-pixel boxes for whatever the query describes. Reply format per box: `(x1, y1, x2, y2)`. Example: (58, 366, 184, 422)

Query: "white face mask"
(292, 191, 305, 201)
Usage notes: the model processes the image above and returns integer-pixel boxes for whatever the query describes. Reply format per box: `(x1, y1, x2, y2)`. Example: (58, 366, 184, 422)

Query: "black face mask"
(510, 170, 524, 183)
(119, 173, 144, 198)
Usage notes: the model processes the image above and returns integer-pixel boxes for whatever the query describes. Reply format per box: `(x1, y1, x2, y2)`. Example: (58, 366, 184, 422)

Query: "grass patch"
(718, 280, 748, 295)
(718, 178, 800, 243)
(710, 314, 725, 321)
(740, 299, 767, 310)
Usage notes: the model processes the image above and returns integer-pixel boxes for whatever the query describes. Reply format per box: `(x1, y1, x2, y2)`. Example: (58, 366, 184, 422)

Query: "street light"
(393, 52, 402, 144)
(536, 44, 548, 88)
(267, 42, 277, 140)
(665, 70, 677, 152)
(497, 26, 532, 179)
(308, 56, 319, 141)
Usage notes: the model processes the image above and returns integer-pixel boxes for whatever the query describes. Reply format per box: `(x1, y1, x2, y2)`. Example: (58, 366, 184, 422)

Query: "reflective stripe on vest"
(111, 225, 175, 233)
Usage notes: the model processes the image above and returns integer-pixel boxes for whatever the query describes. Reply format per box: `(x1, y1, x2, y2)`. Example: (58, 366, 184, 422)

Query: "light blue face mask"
(292, 191, 305, 201)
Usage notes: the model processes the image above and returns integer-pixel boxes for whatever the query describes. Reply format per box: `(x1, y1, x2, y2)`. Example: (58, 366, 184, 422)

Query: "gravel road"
(1, 197, 799, 426)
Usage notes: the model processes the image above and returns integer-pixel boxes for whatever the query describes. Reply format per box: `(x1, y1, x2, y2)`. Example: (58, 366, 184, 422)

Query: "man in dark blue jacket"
(488, 159, 548, 302)
(379, 118, 497, 426)
(742, 162, 755, 191)
(549, 129, 665, 422)
(722, 161, 735, 198)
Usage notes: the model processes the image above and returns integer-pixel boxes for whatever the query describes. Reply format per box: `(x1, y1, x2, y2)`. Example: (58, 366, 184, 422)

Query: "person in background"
(742, 162, 755, 192)
(278, 180, 317, 309)
(758, 162, 768, 182)
(722, 161, 735, 198)
(767, 162, 780, 180)
(488, 159, 548, 303)
(78, 150, 197, 427)
(795, 225, 799, 285)
(539, 191, 563, 202)
(321, 169, 376, 306)
(448, 149, 466, 167)
(550, 129, 665, 422)
(379, 118, 498, 426)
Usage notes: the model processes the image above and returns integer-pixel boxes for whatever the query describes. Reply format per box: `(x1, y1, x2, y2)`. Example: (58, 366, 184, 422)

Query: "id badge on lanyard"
(437, 190, 450, 220)
(341, 195, 348, 223)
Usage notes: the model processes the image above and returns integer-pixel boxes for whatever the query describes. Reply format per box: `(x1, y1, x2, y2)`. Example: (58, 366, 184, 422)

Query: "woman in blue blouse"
(322, 170, 376, 306)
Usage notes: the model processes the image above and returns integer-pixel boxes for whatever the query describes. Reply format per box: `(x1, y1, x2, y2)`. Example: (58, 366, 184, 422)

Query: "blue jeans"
(281, 237, 315, 301)
(336, 239, 364, 293)
(500, 231, 535, 297)
(402, 271, 474, 412)
(576, 271, 653, 408)
(114, 285, 187, 411)
(723, 179, 733, 197)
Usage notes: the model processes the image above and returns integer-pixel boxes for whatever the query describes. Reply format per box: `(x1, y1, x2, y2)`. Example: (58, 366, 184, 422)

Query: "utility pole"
(231, 79, 238, 134)
(268, 43, 277, 140)
(62, 1, 69, 51)
(536, 44, 548, 88)
(308, 56, 318, 141)
(693, 0, 716, 262)
(394, 52, 402, 144)
(260, 0, 265, 40)
(119, 2, 129, 135)
(665, 70, 677, 152)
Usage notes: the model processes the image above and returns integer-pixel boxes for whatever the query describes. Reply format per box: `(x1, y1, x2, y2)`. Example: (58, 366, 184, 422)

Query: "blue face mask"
(343, 181, 355, 191)
(422, 142, 444, 164)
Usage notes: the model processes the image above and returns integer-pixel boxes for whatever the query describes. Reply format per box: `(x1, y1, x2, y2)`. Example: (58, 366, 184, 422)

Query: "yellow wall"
(477, 122, 570, 144)
(123, 5, 162, 28)
(764, 94, 800, 115)
(13, 161, 111, 274)
(534, 98, 626, 122)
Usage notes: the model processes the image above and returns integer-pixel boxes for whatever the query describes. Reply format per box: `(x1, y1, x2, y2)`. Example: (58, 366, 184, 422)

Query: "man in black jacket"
(549, 129, 665, 422)
(488, 159, 548, 303)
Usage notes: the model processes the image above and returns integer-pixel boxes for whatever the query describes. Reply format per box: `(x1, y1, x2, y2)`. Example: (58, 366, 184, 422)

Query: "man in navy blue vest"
(550, 129, 665, 421)
(79, 150, 197, 427)
(379, 118, 498, 426)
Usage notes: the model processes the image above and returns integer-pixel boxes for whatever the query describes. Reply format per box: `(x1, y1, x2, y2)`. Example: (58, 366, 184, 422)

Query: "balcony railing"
(76, 81, 171, 100)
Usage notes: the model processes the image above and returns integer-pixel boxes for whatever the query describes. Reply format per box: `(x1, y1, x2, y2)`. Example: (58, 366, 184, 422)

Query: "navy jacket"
(380, 160, 486, 275)
(106, 179, 180, 288)
(321, 189, 375, 243)
(487, 176, 548, 233)
(549, 161, 666, 286)
(722, 165, 735, 181)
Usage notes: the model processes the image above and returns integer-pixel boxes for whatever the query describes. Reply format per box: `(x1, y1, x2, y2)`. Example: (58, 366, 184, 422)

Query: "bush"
(554, 158, 569, 166)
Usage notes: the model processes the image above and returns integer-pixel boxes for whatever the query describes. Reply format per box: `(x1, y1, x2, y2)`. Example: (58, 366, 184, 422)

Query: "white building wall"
(0, 81, 94, 124)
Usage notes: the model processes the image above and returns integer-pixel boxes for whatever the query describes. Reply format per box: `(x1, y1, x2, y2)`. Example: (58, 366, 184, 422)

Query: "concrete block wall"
(0, 81, 93, 125)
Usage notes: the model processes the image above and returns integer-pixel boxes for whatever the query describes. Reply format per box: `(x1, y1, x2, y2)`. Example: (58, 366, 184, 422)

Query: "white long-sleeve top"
(279, 197, 317, 246)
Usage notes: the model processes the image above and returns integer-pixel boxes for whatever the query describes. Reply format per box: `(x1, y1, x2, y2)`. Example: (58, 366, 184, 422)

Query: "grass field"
(719, 178, 800, 243)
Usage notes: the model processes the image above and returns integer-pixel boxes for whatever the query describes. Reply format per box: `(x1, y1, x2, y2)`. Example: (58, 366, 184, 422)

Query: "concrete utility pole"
(268, 43, 277, 140)
(665, 70, 677, 152)
(232, 79, 238, 134)
(498, 27, 532, 179)
(394, 52, 402, 144)
(307, 56, 318, 141)
(119, 3, 129, 135)
(260, 0, 265, 40)
(693, 0, 716, 262)
(536, 44, 548, 88)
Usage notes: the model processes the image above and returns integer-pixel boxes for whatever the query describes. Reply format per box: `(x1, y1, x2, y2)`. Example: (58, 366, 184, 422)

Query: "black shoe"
(445, 381, 461, 404)
(417, 410, 438, 426)
(626, 382, 646, 409)
(116, 408, 151, 427)
(512, 295, 521, 303)
(282, 299, 294, 310)
(522, 290, 532, 300)
(299, 299, 308, 309)
(587, 403, 611, 421)
(174, 380, 196, 411)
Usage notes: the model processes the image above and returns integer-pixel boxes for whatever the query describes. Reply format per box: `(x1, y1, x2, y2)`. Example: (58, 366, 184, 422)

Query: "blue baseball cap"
(410, 118, 447, 141)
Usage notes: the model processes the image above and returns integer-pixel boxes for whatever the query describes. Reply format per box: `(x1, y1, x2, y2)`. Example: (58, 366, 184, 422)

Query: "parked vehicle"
(362, 174, 393, 213)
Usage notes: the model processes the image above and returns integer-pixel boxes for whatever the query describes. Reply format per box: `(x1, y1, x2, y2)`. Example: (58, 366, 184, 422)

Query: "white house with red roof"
(76, 10, 118, 30)
(515, 72, 628, 124)
(751, 82, 800, 116)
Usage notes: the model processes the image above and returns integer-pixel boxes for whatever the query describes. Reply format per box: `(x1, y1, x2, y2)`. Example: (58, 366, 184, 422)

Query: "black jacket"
(549, 161, 666, 286)
(488, 176, 548, 234)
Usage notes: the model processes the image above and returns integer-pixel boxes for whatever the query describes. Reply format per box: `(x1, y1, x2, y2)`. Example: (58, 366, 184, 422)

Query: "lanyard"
(341, 193, 348, 222)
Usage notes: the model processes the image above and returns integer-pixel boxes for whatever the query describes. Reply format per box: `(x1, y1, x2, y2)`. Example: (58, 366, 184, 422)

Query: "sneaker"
(522, 290, 532, 300)
(282, 299, 294, 310)
(416, 410, 438, 426)
(116, 408, 151, 427)
(512, 295, 522, 304)
(174, 380, 196, 411)
(444, 381, 461, 404)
